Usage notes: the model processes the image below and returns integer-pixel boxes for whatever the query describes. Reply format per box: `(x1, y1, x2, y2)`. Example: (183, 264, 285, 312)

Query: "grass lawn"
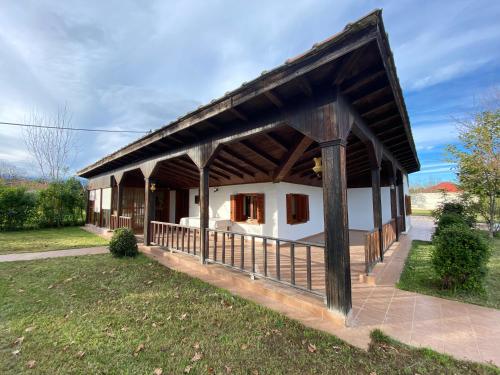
(0, 227, 108, 255)
(0, 255, 497, 374)
(398, 238, 500, 309)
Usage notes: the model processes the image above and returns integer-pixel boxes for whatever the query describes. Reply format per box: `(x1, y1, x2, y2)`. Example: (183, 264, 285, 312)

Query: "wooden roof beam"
(352, 86, 392, 106)
(341, 66, 386, 94)
(229, 108, 248, 122)
(212, 160, 244, 179)
(264, 90, 284, 108)
(332, 46, 366, 86)
(273, 135, 314, 182)
(263, 132, 289, 152)
(360, 100, 394, 118)
(296, 76, 313, 96)
(214, 155, 255, 177)
(220, 147, 270, 175)
(238, 140, 280, 167)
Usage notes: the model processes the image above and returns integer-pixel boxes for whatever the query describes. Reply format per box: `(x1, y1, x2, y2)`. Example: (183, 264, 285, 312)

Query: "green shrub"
(432, 201, 476, 228)
(0, 186, 37, 230)
(109, 228, 138, 257)
(432, 225, 491, 291)
(433, 213, 468, 237)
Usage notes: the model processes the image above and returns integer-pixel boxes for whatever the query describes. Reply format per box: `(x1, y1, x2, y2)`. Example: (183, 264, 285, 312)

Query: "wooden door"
(175, 189, 190, 224)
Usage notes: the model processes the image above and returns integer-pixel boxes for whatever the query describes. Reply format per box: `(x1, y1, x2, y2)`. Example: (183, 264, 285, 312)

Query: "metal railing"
(150, 221, 200, 256)
(206, 228, 325, 296)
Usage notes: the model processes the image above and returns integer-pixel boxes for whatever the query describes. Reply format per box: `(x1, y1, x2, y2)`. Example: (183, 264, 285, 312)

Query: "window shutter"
(231, 194, 244, 222)
(405, 195, 412, 215)
(230, 195, 237, 221)
(286, 194, 293, 224)
(303, 195, 310, 222)
(256, 194, 265, 224)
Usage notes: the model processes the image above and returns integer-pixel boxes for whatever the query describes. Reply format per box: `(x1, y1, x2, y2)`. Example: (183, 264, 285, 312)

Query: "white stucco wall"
(184, 182, 400, 240)
(381, 187, 392, 224)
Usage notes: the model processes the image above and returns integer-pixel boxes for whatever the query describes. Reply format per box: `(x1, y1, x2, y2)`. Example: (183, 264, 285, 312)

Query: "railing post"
(199, 166, 209, 264)
(321, 139, 352, 318)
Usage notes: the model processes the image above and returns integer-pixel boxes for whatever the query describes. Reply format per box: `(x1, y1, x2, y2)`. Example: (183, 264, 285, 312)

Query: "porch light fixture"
(150, 182, 156, 192)
(312, 157, 322, 177)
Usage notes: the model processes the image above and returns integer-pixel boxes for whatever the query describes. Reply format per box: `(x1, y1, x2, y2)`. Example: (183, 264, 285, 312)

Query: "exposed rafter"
(273, 135, 313, 182)
(229, 108, 248, 122)
(220, 147, 270, 175)
(263, 132, 289, 152)
(238, 140, 279, 167)
(264, 90, 284, 108)
(332, 46, 366, 86)
(296, 76, 313, 96)
(341, 66, 385, 94)
(360, 100, 394, 118)
(352, 86, 392, 106)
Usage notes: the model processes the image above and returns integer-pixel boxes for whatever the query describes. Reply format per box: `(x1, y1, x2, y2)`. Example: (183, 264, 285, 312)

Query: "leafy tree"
(0, 185, 37, 230)
(447, 109, 500, 237)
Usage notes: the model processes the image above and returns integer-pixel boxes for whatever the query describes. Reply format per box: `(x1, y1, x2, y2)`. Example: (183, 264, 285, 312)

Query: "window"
(286, 194, 309, 224)
(230, 193, 265, 224)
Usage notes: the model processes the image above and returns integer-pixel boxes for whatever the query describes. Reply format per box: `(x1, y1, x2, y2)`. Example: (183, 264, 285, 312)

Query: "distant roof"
(422, 182, 460, 193)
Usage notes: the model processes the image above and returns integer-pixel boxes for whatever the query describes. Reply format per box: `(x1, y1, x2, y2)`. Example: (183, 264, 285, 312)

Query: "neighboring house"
(78, 10, 419, 323)
(411, 182, 461, 211)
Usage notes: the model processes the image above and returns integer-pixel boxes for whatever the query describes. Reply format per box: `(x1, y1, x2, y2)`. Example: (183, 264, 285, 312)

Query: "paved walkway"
(0, 247, 109, 262)
(142, 216, 500, 367)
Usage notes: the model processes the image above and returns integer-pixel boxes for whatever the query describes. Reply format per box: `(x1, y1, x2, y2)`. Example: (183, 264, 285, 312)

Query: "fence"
(150, 221, 201, 256)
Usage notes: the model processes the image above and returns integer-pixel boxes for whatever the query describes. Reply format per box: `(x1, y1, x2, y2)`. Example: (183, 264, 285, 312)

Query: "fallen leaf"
(134, 343, 145, 356)
(18, 289, 25, 293)
(12, 349, 20, 356)
(142, 313, 148, 320)
(240, 344, 248, 350)
(25, 326, 36, 333)
(193, 342, 200, 350)
(332, 345, 341, 353)
(14, 336, 24, 345)
(152, 322, 157, 328)
(191, 352, 203, 362)
(207, 367, 215, 374)
(146, 280, 153, 285)
(121, 326, 129, 332)
(184, 365, 192, 373)
(252, 370, 259, 375)
(153, 368, 163, 375)
(369, 372, 377, 375)
(48, 285, 54, 289)
(225, 365, 232, 373)
(179, 313, 188, 320)
(27, 360, 36, 369)
(76, 351, 85, 358)
(307, 343, 317, 353)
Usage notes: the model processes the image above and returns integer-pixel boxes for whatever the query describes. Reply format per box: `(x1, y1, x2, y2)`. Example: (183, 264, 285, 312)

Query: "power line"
(0, 121, 151, 134)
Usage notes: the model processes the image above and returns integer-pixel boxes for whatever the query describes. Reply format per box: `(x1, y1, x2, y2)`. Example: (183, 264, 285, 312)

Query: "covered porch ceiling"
(78, 9, 419, 181)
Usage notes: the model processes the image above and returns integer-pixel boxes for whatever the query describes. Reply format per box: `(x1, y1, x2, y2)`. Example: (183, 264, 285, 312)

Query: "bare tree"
(23, 106, 76, 181)
(0, 161, 24, 182)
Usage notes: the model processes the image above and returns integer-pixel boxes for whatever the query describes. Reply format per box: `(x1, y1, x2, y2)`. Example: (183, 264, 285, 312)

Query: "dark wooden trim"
(273, 135, 314, 182)
(263, 132, 288, 152)
(238, 140, 280, 167)
(371, 167, 383, 261)
(220, 147, 270, 175)
(230, 108, 248, 122)
(321, 141, 351, 316)
(199, 166, 209, 263)
(264, 90, 284, 108)
(144, 177, 155, 245)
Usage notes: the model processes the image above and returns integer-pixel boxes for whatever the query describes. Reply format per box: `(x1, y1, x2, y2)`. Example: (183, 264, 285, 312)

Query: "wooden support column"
(117, 182, 124, 218)
(143, 178, 156, 245)
(321, 139, 352, 317)
(397, 173, 406, 232)
(199, 166, 209, 263)
(371, 166, 384, 261)
(85, 190, 90, 224)
(390, 168, 399, 240)
(99, 188, 103, 227)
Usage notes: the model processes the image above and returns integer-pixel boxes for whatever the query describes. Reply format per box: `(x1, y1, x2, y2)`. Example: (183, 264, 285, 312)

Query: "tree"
(22, 106, 76, 181)
(447, 109, 499, 237)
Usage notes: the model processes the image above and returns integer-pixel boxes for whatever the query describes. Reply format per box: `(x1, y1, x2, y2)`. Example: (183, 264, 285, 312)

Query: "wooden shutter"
(230, 194, 244, 222)
(302, 195, 310, 222)
(286, 194, 293, 224)
(405, 195, 412, 215)
(256, 194, 265, 224)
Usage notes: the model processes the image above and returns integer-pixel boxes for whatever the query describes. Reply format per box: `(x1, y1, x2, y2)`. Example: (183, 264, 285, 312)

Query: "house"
(78, 9, 419, 323)
(412, 182, 461, 210)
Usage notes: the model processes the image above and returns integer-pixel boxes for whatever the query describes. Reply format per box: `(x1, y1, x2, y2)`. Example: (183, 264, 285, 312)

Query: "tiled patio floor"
(141, 216, 500, 367)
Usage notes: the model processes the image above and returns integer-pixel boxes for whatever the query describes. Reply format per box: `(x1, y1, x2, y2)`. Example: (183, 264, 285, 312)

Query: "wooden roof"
(78, 9, 419, 179)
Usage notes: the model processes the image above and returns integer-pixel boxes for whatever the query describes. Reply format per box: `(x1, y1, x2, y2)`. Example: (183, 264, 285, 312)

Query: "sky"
(0, 0, 499, 187)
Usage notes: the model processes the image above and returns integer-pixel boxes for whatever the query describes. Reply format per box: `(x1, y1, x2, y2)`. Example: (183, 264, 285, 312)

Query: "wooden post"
(321, 139, 352, 318)
(99, 188, 103, 227)
(371, 166, 384, 260)
(85, 190, 90, 224)
(390, 168, 398, 240)
(117, 182, 123, 218)
(144, 177, 156, 245)
(199, 166, 209, 263)
(397, 172, 406, 232)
